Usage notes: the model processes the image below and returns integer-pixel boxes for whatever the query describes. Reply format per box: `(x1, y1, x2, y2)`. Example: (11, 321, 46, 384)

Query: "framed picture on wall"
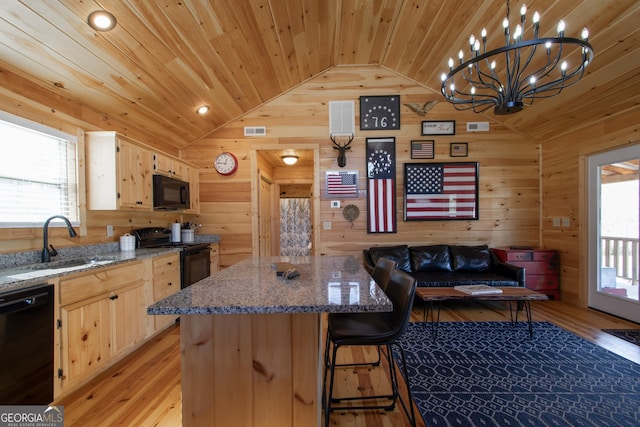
(410, 140, 434, 159)
(450, 142, 468, 157)
(404, 162, 479, 221)
(421, 120, 455, 135)
(325, 170, 359, 198)
(366, 137, 397, 233)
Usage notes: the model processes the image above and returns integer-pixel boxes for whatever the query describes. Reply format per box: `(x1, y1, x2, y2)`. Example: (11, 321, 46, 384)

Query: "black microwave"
(153, 174, 190, 210)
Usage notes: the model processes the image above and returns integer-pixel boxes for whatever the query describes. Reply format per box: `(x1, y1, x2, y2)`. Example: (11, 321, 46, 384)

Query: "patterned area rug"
(394, 322, 640, 427)
(602, 329, 640, 347)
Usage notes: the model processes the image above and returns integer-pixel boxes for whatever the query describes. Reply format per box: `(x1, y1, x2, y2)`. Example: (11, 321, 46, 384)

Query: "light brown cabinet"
(58, 261, 147, 390)
(184, 164, 200, 214)
(151, 252, 180, 331)
(210, 242, 219, 273)
(87, 131, 199, 212)
(86, 131, 153, 210)
(153, 152, 186, 179)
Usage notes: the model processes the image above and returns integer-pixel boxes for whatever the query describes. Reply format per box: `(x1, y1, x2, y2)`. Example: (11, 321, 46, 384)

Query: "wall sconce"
(196, 105, 210, 115)
(87, 10, 117, 31)
(282, 155, 299, 166)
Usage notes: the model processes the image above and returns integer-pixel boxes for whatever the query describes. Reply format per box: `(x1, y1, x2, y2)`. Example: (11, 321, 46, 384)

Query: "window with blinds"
(0, 117, 78, 226)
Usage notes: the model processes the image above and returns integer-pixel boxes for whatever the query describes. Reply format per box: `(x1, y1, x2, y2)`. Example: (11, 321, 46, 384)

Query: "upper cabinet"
(86, 131, 199, 212)
(153, 152, 186, 179)
(86, 132, 153, 210)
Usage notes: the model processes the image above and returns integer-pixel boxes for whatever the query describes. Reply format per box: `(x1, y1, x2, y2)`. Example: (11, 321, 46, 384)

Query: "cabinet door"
(210, 243, 219, 273)
(118, 139, 153, 209)
(110, 281, 148, 356)
(60, 297, 111, 386)
(185, 164, 200, 213)
(153, 152, 173, 176)
(153, 253, 180, 331)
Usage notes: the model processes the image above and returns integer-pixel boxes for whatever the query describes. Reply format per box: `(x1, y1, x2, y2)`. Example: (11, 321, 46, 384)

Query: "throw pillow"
(369, 245, 412, 272)
(450, 245, 491, 272)
(409, 245, 452, 272)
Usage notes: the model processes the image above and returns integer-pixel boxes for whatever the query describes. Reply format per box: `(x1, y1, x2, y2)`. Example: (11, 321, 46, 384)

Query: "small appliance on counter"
(119, 233, 136, 251)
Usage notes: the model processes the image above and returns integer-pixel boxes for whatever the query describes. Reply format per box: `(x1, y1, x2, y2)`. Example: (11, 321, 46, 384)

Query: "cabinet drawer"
(533, 251, 558, 261)
(60, 261, 144, 305)
(521, 261, 559, 275)
(526, 275, 559, 290)
(153, 253, 180, 275)
(503, 251, 533, 261)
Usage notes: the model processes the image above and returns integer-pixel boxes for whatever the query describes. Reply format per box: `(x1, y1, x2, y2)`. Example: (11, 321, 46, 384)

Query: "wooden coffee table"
(415, 286, 549, 338)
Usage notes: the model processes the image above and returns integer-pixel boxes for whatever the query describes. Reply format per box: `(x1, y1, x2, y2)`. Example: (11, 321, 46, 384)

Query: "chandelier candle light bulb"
(440, 0, 594, 115)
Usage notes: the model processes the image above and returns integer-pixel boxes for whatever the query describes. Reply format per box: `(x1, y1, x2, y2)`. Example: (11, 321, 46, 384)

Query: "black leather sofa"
(362, 244, 525, 288)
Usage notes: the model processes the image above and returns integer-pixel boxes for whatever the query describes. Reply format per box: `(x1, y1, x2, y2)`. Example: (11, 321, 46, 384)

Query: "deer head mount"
(330, 134, 354, 168)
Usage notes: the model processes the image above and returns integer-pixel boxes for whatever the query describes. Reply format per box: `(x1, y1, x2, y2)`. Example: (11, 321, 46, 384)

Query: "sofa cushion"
(369, 245, 412, 273)
(412, 271, 519, 287)
(409, 245, 452, 272)
(450, 245, 492, 272)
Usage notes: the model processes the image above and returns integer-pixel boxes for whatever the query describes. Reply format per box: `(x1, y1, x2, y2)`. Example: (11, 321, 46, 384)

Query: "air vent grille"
(244, 126, 266, 136)
(467, 122, 489, 132)
(329, 101, 355, 136)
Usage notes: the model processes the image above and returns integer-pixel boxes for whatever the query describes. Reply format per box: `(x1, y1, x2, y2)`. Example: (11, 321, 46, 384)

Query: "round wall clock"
(359, 95, 400, 130)
(214, 152, 238, 175)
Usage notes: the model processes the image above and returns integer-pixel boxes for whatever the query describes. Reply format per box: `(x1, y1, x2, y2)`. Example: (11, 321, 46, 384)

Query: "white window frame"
(0, 111, 80, 228)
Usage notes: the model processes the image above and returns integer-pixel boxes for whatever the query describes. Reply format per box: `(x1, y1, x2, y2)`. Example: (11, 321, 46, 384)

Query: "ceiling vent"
(244, 126, 266, 136)
(466, 122, 489, 132)
(329, 101, 355, 136)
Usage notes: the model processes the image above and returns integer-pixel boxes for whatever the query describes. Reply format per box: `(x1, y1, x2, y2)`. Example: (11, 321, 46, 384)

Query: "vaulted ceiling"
(0, 0, 638, 150)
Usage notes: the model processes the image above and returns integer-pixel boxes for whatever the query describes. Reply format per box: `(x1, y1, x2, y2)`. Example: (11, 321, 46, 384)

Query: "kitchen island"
(148, 255, 391, 427)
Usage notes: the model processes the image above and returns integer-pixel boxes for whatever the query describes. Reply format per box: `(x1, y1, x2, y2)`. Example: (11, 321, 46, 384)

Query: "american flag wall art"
(404, 162, 478, 220)
(326, 171, 358, 196)
(366, 137, 396, 233)
(411, 140, 434, 159)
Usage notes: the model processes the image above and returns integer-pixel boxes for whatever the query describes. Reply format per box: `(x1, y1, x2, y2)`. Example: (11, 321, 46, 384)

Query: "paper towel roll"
(171, 223, 181, 242)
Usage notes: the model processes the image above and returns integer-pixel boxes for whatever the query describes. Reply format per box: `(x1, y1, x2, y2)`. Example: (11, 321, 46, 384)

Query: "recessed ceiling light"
(196, 105, 210, 115)
(88, 10, 117, 31)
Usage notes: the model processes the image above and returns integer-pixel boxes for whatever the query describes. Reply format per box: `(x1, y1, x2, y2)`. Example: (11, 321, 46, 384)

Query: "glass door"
(587, 144, 639, 323)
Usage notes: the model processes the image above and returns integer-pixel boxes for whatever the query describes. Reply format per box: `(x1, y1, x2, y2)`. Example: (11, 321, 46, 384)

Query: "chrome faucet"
(42, 215, 78, 262)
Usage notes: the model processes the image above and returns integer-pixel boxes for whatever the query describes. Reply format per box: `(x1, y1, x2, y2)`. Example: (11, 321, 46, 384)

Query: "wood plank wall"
(183, 66, 540, 269)
(0, 68, 199, 254)
(541, 108, 640, 305)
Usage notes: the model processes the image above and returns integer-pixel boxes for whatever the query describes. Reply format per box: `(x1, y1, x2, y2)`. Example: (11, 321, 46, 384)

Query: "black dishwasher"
(0, 283, 54, 404)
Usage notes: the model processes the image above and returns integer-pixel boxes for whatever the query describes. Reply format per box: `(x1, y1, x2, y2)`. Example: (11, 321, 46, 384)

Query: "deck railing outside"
(601, 236, 639, 286)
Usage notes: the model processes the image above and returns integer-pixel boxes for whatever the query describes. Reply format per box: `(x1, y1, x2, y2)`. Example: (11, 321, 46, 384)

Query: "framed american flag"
(366, 137, 396, 233)
(403, 162, 479, 221)
(325, 170, 359, 197)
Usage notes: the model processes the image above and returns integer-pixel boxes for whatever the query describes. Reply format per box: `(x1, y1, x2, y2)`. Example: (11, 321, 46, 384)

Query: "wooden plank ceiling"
(0, 0, 638, 149)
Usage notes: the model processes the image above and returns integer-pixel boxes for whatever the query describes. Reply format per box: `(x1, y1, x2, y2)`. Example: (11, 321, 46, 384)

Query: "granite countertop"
(148, 255, 392, 315)
(0, 234, 220, 293)
(0, 248, 181, 293)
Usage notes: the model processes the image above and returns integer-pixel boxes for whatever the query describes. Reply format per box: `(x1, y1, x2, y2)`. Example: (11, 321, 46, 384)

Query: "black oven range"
(132, 227, 211, 288)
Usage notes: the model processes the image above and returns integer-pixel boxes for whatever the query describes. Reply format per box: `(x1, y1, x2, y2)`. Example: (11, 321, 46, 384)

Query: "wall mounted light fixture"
(87, 10, 117, 31)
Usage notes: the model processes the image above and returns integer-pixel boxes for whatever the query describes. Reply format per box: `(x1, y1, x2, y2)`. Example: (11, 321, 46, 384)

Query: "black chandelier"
(440, 1, 594, 115)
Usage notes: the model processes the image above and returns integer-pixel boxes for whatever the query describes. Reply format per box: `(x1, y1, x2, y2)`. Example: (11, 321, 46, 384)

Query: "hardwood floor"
(54, 300, 640, 426)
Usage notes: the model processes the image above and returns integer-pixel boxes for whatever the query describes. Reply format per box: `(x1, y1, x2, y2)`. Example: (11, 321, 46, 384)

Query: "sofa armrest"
(492, 261, 525, 287)
(362, 249, 375, 274)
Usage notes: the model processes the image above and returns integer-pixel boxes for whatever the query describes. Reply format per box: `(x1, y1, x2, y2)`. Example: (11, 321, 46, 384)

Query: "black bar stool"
(323, 268, 418, 427)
